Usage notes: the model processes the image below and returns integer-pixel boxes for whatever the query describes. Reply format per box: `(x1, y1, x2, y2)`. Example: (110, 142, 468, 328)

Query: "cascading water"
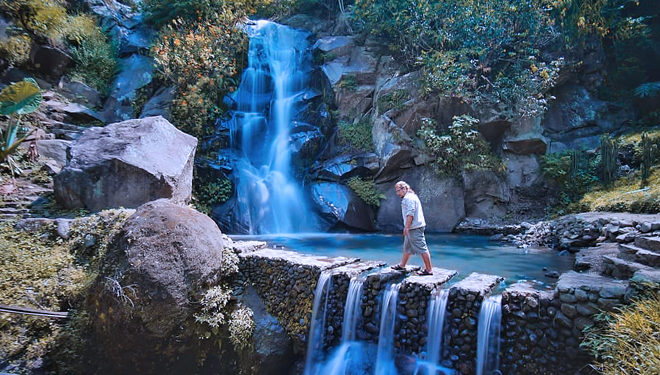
(476, 294, 503, 375)
(225, 20, 313, 234)
(341, 276, 366, 343)
(304, 272, 333, 375)
(314, 276, 370, 375)
(415, 288, 455, 375)
(374, 283, 401, 375)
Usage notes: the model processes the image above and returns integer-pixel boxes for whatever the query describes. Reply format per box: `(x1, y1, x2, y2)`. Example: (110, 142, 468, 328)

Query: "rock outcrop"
(54, 116, 197, 212)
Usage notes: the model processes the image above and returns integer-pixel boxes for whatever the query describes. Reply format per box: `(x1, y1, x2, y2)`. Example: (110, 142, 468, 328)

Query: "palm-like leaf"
(0, 78, 43, 116)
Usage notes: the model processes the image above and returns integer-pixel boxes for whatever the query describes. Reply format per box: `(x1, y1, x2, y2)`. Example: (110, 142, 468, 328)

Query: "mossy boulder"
(86, 199, 225, 375)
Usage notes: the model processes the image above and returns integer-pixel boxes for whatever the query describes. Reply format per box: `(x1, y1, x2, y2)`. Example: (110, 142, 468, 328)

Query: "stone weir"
(238, 244, 637, 375)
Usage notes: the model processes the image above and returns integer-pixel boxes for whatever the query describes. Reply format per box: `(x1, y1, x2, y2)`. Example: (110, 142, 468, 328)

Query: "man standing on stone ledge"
(390, 181, 434, 276)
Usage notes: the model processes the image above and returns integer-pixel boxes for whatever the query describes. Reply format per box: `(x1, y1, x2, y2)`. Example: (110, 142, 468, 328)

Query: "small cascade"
(476, 294, 503, 375)
(304, 272, 333, 375)
(341, 276, 366, 343)
(223, 20, 313, 234)
(374, 283, 401, 375)
(413, 288, 452, 374)
(314, 276, 369, 375)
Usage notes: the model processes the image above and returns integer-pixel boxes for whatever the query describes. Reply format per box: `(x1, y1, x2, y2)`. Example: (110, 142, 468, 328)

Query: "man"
(390, 181, 434, 276)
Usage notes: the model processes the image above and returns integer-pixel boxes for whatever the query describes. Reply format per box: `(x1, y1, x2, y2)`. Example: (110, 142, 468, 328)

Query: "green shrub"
(347, 176, 385, 207)
(581, 292, 660, 375)
(152, 14, 248, 139)
(193, 178, 233, 215)
(352, 0, 562, 118)
(65, 15, 118, 94)
(418, 115, 501, 177)
(540, 149, 600, 208)
(337, 118, 374, 152)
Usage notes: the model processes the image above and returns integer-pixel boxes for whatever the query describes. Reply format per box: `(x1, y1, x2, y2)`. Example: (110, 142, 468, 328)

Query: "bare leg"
(399, 252, 412, 267)
(420, 252, 433, 272)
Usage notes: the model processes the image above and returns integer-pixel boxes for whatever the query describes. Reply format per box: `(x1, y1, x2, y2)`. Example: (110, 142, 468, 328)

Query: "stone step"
(602, 255, 652, 280)
(619, 243, 660, 267)
(635, 236, 660, 252)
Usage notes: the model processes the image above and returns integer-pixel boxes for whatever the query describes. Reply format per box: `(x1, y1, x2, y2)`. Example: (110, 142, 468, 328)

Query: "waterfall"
(374, 283, 401, 375)
(304, 272, 333, 375)
(341, 276, 365, 343)
(476, 294, 503, 375)
(226, 20, 312, 234)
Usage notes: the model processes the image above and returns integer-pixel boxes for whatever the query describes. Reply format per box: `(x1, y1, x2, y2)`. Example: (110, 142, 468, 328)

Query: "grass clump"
(581, 292, 660, 375)
(377, 89, 410, 113)
(578, 167, 660, 213)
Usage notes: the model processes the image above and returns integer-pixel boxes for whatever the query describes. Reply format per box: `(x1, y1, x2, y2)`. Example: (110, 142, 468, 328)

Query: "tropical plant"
(640, 132, 654, 185)
(599, 134, 619, 184)
(0, 78, 42, 176)
(418, 115, 501, 177)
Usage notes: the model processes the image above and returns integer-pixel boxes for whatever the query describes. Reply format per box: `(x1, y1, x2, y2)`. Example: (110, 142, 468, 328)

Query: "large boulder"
(86, 199, 226, 375)
(376, 167, 465, 233)
(54, 116, 197, 212)
(310, 182, 376, 232)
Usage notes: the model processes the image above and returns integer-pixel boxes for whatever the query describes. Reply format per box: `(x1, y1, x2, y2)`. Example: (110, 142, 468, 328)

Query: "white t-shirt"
(401, 192, 426, 229)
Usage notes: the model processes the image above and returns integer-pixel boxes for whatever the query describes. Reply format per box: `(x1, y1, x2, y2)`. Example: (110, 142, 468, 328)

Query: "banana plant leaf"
(0, 78, 43, 116)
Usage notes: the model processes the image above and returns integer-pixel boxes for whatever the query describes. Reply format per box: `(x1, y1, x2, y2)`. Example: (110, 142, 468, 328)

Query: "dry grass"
(582, 293, 660, 375)
(579, 167, 660, 213)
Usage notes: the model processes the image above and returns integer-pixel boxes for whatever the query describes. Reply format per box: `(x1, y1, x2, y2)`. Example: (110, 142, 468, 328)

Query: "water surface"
(231, 233, 574, 288)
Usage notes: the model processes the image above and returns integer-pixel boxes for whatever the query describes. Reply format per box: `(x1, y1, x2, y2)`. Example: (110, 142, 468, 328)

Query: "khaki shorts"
(403, 227, 429, 255)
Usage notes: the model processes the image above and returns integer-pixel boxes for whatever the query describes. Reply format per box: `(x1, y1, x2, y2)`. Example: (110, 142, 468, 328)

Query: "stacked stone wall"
(443, 273, 503, 374)
(500, 272, 628, 374)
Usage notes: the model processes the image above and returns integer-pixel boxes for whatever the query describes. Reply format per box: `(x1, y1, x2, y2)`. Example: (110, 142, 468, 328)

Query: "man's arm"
(403, 215, 413, 236)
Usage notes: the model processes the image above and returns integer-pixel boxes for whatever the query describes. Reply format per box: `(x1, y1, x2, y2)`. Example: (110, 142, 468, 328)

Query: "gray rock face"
(29, 44, 72, 78)
(87, 199, 225, 375)
(376, 167, 465, 233)
(54, 116, 197, 211)
(102, 54, 156, 123)
(462, 170, 509, 220)
(239, 286, 294, 375)
(310, 182, 376, 232)
(543, 85, 633, 149)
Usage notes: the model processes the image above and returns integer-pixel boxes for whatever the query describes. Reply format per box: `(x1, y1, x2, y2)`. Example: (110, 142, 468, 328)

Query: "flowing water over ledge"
(230, 233, 575, 288)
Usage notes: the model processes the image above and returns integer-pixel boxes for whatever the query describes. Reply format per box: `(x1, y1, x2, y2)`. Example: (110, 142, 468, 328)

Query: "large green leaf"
(0, 78, 43, 116)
